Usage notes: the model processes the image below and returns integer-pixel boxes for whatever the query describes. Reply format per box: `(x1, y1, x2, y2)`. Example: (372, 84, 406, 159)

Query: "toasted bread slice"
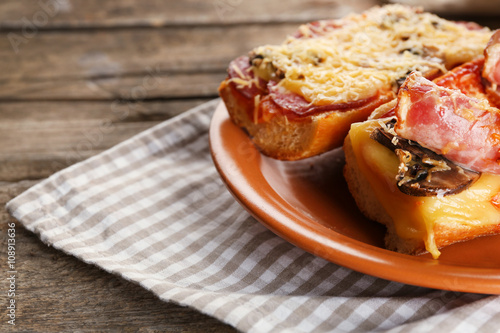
(344, 119, 500, 258)
(219, 5, 492, 160)
(219, 80, 393, 160)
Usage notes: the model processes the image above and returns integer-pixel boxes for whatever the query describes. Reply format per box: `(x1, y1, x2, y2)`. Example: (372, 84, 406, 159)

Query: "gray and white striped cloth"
(7, 99, 500, 332)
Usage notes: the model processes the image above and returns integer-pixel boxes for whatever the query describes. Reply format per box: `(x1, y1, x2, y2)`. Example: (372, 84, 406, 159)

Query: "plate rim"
(209, 102, 500, 294)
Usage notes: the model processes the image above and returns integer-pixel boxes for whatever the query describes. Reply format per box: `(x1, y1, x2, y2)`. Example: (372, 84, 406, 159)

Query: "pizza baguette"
(218, 4, 493, 160)
(344, 32, 500, 259)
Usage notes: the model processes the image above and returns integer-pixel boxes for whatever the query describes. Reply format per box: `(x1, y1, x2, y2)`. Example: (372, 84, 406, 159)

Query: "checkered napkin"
(6, 99, 500, 332)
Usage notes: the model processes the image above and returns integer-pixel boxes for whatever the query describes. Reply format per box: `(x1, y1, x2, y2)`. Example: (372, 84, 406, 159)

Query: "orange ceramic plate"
(209, 102, 500, 294)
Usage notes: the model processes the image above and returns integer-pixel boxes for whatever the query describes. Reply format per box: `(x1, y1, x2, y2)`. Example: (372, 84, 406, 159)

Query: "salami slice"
(267, 81, 375, 117)
(227, 56, 266, 99)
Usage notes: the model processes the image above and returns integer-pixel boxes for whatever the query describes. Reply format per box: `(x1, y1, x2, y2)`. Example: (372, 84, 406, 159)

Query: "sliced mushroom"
(248, 51, 284, 81)
(370, 120, 481, 197)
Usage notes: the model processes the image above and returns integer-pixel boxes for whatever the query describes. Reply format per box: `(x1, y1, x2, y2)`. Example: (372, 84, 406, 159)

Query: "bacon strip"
(483, 30, 500, 107)
(395, 72, 500, 174)
(433, 58, 487, 99)
(483, 30, 500, 87)
(379, 59, 494, 119)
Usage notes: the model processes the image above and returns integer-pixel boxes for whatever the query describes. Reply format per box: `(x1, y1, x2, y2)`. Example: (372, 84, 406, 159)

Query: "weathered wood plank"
(0, 121, 164, 180)
(0, 24, 297, 100)
(0, 0, 379, 29)
(0, 152, 97, 182)
(0, 99, 210, 122)
(0, 180, 236, 332)
(0, 72, 226, 101)
(0, 99, 211, 181)
(1, 24, 295, 81)
(1, 121, 162, 154)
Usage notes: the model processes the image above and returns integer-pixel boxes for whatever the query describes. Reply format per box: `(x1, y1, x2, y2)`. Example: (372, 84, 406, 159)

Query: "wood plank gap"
(6, 68, 228, 84)
(0, 20, 311, 33)
(0, 94, 220, 103)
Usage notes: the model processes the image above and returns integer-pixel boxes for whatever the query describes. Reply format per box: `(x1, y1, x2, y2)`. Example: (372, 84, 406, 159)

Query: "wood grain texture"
(0, 99, 210, 181)
(0, 24, 295, 100)
(0, 0, 379, 29)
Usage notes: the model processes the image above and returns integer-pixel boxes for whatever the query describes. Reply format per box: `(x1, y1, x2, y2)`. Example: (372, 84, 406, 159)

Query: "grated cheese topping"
(250, 5, 492, 106)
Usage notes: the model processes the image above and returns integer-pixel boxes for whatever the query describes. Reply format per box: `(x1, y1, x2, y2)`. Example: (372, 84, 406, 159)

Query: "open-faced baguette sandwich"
(218, 4, 493, 160)
(344, 30, 500, 259)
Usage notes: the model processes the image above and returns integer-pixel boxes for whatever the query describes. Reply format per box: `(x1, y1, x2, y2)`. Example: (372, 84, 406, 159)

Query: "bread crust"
(343, 132, 426, 255)
(219, 79, 394, 160)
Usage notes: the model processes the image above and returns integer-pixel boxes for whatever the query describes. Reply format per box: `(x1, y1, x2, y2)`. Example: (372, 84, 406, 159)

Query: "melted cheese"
(349, 119, 500, 258)
(251, 5, 492, 106)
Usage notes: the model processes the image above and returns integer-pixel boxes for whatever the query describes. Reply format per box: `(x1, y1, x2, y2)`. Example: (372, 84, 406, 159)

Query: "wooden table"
(0, 1, 498, 331)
